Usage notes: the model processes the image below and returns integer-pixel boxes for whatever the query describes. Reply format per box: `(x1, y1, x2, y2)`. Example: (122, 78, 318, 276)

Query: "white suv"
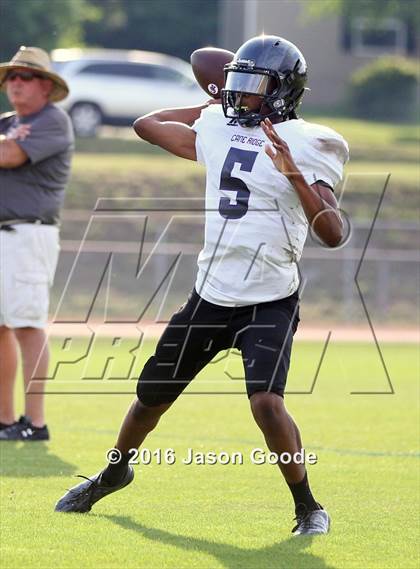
(52, 48, 206, 137)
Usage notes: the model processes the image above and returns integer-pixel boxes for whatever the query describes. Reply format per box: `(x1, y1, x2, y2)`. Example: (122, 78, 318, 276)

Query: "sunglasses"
(6, 71, 44, 82)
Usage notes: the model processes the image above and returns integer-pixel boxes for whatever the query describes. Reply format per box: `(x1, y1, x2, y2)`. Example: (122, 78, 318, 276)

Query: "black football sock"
(101, 451, 131, 486)
(287, 471, 319, 513)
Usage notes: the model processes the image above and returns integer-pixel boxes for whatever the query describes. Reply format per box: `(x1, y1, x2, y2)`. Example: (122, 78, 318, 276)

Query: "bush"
(349, 57, 419, 121)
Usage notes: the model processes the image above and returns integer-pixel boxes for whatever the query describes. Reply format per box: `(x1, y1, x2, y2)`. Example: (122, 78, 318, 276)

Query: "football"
(190, 47, 234, 98)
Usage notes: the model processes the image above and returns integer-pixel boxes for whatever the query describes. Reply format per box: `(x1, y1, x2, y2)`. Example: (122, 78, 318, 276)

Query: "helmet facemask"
(222, 61, 305, 127)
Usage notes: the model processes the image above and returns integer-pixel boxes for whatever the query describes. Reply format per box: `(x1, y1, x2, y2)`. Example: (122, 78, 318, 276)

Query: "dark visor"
(224, 71, 275, 96)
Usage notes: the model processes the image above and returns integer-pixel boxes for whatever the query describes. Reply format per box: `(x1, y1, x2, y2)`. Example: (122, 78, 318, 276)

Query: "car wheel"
(70, 102, 102, 137)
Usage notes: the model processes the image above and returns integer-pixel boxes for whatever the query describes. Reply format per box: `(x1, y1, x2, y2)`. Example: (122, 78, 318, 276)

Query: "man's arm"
(262, 118, 343, 248)
(133, 101, 213, 161)
(0, 136, 28, 168)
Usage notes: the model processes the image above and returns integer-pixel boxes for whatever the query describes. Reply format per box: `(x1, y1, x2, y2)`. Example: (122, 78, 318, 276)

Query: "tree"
(0, 0, 93, 60)
(0, 0, 220, 63)
(307, 0, 420, 28)
(82, 0, 220, 61)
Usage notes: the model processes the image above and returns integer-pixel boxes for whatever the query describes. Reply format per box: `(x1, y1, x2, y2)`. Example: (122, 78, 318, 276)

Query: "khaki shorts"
(0, 224, 59, 329)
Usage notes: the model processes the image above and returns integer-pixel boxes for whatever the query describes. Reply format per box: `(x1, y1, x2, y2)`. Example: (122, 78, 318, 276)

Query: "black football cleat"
(0, 416, 49, 441)
(292, 504, 331, 536)
(54, 466, 134, 513)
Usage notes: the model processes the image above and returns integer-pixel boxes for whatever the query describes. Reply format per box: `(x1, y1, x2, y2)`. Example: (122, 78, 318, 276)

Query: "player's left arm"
(262, 118, 343, 248)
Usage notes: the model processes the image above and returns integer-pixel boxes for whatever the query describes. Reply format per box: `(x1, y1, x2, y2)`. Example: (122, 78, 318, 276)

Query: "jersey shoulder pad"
(192, 104, 226, 133)
(291, 120, 349, 188)
(300, 120, 349, 164)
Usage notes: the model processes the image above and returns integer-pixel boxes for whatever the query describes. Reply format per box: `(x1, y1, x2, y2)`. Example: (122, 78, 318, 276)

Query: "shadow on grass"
(103, 514, 337, 569)
(0, 442, 76, 477)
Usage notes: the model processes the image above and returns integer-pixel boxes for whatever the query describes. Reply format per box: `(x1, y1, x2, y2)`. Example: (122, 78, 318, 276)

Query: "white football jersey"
(192, 105, 349, 307)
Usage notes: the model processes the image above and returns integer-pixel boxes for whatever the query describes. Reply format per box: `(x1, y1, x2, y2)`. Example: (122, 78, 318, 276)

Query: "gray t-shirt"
(0, 103, 74, 223)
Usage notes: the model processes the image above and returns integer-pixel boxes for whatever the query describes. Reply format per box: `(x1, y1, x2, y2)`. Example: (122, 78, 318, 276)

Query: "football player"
(55, 35, 349, 536)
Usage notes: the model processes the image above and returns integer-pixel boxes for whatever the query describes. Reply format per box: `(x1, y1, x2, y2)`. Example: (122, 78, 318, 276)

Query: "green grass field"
(72, 116, 420, 182)
(1, 339, 419, 569)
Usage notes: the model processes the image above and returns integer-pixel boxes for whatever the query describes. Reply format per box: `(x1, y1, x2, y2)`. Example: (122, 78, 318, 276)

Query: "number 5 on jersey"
(218, 147, 258, 220)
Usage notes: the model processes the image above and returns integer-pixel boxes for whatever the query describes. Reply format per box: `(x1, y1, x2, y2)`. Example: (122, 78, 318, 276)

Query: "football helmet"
(221, 35, 308, 127)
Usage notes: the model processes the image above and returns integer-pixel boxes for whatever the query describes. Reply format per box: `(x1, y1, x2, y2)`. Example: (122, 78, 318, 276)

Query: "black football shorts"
(137, 288, 300, 406)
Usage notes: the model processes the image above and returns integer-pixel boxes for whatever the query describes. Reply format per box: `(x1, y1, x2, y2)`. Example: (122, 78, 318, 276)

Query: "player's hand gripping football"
(262, 118, 300, 179)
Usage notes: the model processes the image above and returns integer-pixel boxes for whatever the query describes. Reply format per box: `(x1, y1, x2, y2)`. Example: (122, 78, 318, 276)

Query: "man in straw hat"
(0, 46, 74, 441)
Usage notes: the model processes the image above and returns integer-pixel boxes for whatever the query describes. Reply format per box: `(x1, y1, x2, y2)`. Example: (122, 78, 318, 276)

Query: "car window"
(51, 62, 68, 73)
(150, 65, 194, 86)
(77, 62, 155, 79)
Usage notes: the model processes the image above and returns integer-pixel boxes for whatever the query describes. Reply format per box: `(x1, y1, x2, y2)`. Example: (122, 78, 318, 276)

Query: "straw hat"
(0, 46, 69, 102)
